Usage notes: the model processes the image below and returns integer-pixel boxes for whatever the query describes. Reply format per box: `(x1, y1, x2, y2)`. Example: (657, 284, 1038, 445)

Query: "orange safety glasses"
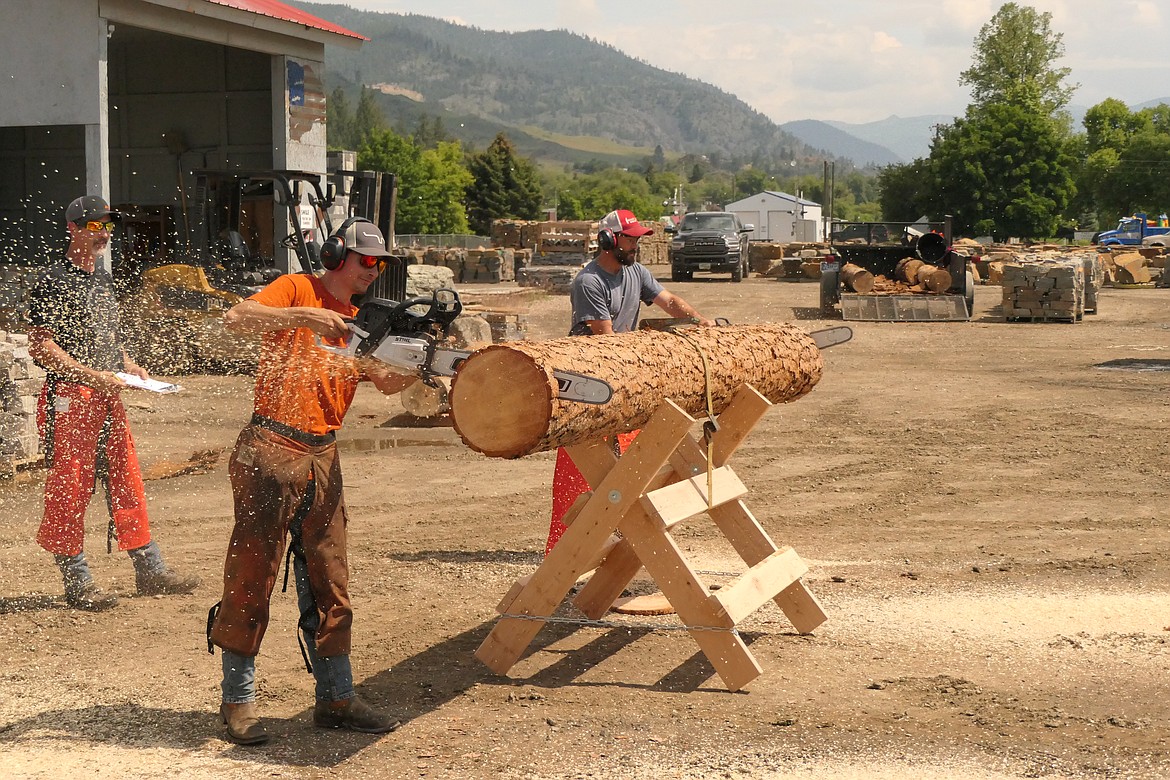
(79, 220, 115, 232)
(355, 254, 386, 269)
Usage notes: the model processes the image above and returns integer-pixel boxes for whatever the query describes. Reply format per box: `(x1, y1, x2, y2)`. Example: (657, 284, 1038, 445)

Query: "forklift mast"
(336, 169, 407, 303)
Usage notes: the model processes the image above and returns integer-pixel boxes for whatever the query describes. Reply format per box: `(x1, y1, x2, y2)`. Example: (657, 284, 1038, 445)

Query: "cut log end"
(450, 346, 555, 458)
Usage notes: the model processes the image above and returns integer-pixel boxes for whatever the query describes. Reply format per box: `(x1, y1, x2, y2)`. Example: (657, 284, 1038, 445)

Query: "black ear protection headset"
(319, 216, 373, 270)
(597, 227, 617, 252)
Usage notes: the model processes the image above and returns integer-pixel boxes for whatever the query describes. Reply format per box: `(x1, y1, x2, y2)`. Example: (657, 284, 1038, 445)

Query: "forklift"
(117, 168, 406, 374)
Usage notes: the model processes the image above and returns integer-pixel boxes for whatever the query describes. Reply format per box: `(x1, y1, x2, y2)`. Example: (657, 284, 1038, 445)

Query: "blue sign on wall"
(287, 61, 305, 106)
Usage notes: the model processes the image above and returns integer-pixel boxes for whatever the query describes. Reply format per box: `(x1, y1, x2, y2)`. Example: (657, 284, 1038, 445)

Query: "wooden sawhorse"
(474, 384, 827, 691)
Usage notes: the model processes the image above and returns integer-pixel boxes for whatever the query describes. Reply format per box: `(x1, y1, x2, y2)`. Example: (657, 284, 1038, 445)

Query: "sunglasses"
(78, 220, 115, 232)
(355, 253, 386, 269)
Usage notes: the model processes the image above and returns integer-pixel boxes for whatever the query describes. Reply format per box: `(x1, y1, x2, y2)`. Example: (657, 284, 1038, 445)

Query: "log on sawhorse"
(474, 383, 827, 692)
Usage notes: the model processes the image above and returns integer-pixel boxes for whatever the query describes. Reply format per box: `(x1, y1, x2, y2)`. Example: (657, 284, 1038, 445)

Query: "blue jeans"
(221, 516, 354, 704)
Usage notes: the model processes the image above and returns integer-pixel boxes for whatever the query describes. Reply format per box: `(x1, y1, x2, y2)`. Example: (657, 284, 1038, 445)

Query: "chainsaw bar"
(430, 349, 613, 405)
(809, 326, 853, 350)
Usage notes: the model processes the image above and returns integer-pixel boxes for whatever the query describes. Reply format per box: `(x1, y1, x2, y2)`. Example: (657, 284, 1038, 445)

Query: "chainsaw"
(317, 288, 614, 404)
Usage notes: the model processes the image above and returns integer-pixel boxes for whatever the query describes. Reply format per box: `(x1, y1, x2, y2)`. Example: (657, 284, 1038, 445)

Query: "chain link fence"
(394, 234, 491, 250)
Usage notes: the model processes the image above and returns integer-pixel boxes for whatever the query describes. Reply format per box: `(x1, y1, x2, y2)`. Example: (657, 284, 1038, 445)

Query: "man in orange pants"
(28, 195, 200, 611)
(547, 209, 714, 553)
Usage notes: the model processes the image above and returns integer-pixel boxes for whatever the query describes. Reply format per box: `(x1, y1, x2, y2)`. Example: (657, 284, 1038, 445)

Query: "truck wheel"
(671, 266, 692, 282)
(964, 270, 975, 318)
(819, 272, 840, 316)
(731, 258, 744, 282)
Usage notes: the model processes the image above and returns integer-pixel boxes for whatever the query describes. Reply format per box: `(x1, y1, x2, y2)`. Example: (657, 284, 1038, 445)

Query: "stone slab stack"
(0, 332, 45, 474)
(480, 311, 529, 342)
(0, 264, 45, 332)
(635, 231, 669, 265)
(1001, 260, 1084, 322)
(517, 266, 578, 295)
(463, 248, 516, 283)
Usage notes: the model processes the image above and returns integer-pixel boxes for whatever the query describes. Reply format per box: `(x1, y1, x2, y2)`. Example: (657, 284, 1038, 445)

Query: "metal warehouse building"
(0, 0, 364, 269)
(725, 191, 823, 243)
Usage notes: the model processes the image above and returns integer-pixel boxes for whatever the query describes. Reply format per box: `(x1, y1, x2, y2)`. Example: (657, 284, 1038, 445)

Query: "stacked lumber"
(0, 331, 45, 474)
(537, 221, 596, 257)
(1001, 260, 1084, 322)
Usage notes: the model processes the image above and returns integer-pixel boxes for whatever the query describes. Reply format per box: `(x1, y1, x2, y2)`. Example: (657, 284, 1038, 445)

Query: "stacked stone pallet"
(463, 248, 516, 283)
(480, 311, 528, 342)
(0, 264, 45, 331)
(490, 219, 529, 249)
(636, 231, 669, 265)
(1001, 260, 1084, 322)
(749, 242, 785, 275)
(517, 265, 578, 295)
(0, 331, 45, 475)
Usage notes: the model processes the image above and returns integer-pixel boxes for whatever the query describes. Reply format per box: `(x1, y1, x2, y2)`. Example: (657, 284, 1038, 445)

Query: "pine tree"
(465, 134, 543, 235)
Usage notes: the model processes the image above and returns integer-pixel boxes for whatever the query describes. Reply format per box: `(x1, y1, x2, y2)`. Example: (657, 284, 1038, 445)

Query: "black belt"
(249, 414, 336, 447)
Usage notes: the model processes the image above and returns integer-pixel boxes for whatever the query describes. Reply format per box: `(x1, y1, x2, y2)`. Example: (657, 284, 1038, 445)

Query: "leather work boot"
(313, 696, 401, 734)
(136, 567, 201, 596)
(220, 702, 269, 745)
(65, 582, 119, 611)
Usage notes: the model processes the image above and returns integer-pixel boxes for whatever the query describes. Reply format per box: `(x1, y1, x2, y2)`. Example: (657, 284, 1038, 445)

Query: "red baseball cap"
(600, 209, 654, 238)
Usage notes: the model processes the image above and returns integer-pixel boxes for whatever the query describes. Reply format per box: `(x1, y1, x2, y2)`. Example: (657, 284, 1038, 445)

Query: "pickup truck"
(665, 211, 754, 282)
(1094, 213, 1170, 246)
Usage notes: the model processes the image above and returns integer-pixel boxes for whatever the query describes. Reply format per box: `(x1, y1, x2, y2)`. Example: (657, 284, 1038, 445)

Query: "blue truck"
(1094, 213, 1170, 246)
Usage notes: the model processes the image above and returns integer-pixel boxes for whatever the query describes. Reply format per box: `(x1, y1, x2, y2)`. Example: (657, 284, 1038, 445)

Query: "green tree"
(878, 159, 937, 222)
(359, 131, 473, 235)
(357, 128, 428, 234)
(959, 2, 1077, 114)
(417, 141, 473, 233)
(327, 87, 357, 151)
(412, 114, 452, 150)
(353, 86, 386, 145)
(1076, 100, 1170, 224)
(931, 101, 1075, 238)
(465, 134, 543, 235)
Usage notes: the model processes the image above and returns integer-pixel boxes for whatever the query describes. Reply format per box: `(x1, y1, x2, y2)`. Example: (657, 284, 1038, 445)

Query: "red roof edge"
(205, 0, 366, 41)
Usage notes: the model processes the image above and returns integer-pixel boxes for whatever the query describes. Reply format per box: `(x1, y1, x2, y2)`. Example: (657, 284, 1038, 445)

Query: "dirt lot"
(3, 275, 1170, 780)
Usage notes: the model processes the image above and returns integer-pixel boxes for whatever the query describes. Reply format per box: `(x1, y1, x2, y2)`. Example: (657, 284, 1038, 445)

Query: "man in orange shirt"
(207, 218, 414, 745)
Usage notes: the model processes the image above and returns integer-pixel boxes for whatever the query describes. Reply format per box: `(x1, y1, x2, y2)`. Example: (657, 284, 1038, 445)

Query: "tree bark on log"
(449, 324, 823, 458)
(896, 257, 923, 284)
(916, 265, 952, 292)
(841, 263, 875, 293)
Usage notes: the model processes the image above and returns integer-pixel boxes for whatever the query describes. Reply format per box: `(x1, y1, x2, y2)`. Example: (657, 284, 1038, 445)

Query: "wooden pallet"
(0, 453, 44, 479)
(475, 384, 826, 692)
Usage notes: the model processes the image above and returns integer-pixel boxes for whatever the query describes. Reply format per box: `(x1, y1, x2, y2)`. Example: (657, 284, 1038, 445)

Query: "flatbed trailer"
(820, 219, 974, 322)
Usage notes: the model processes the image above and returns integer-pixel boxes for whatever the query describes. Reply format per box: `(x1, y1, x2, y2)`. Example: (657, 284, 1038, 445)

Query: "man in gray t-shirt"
(568, 209, 713, 336)
(549, 209, 715, 555)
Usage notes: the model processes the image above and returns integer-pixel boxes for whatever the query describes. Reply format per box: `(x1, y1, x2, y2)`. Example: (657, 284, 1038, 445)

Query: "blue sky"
(329, 1, 1170, 125)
